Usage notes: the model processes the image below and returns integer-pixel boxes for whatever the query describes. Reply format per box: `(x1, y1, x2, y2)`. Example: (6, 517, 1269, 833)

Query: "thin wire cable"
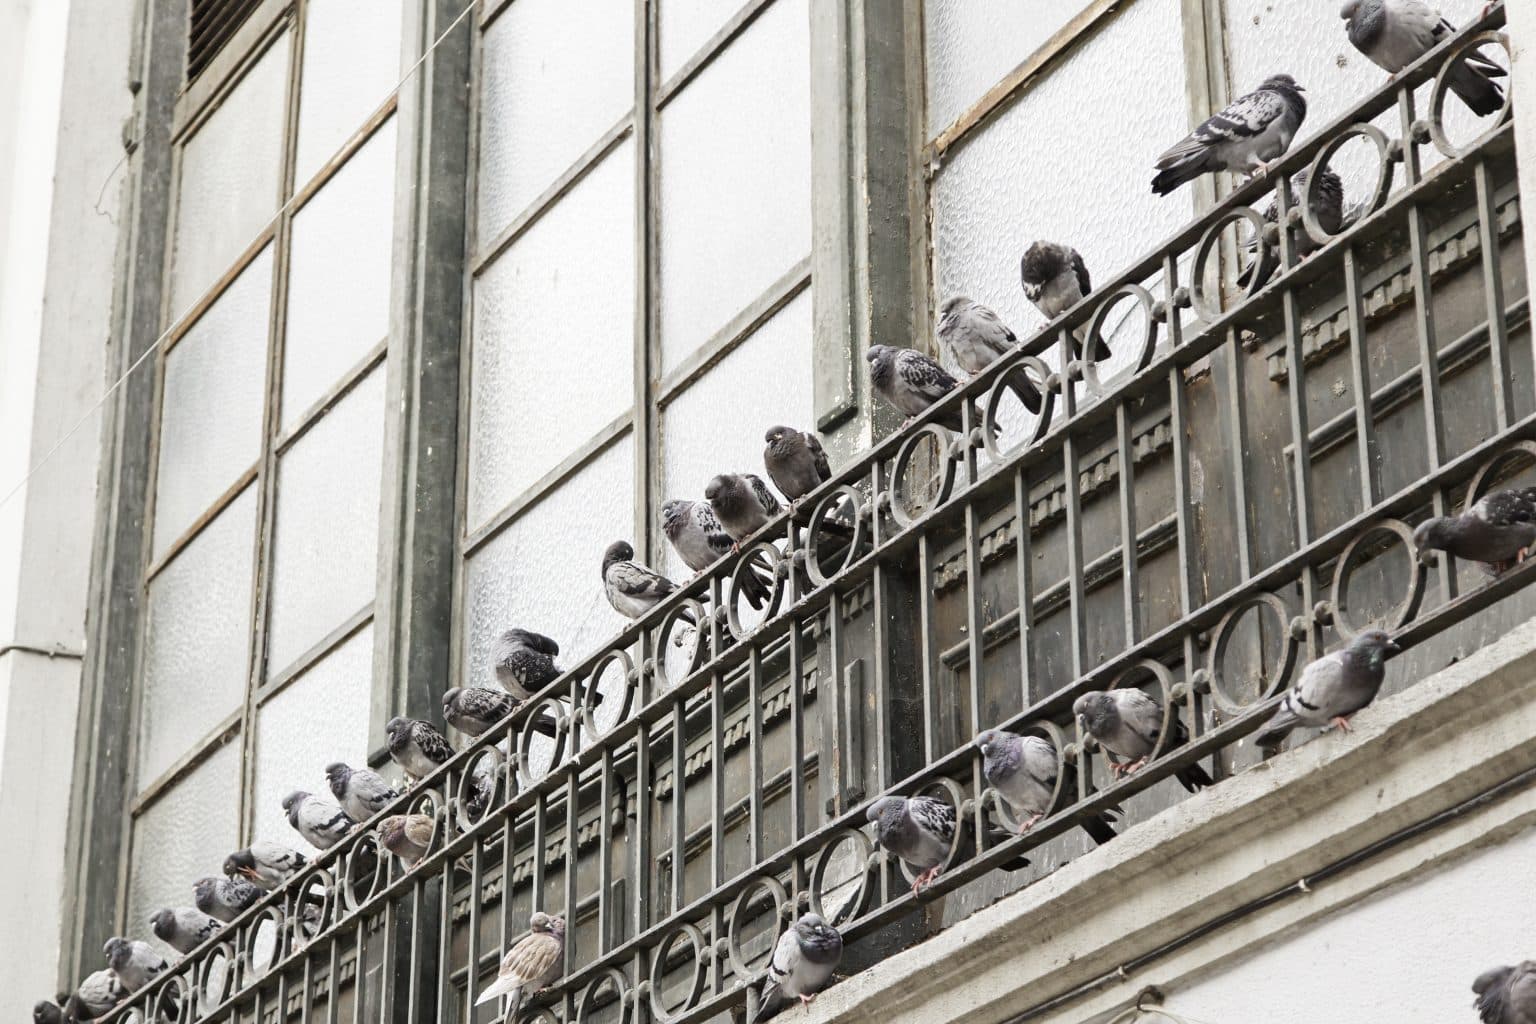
(0, 0, 479, 515)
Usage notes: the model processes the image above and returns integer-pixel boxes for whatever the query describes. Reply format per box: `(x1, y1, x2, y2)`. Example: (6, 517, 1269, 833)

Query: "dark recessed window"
(188, 0, 264, 80)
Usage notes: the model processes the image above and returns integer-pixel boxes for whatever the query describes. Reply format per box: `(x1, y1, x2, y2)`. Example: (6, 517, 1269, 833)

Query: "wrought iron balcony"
(99, 8, 1527, 1024)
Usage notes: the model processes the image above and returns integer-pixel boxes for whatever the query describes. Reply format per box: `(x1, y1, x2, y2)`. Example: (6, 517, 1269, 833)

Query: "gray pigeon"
(936, 297, 1043, 414)
(762, 426, 830, 503)
(867, 344, 962, 430)
(193, 875, 263, 923)
(602, 540, 687, 620)
(491, 628, 559, 699)
(750, 913, 844, 1023)
(1073, 689, 1215, 791)
(474, 912, 566, 1013)
(283, 790, 355, 849)
(1342, 0, 1505, 116)
(325, 762, 399, 824)
(1238, 166, 1348, 289)
(1474, 962, 1536, 1024)
(975, 729, 1117, 844)
(1253, 630, 1399, 750)
(1413, 487, 1536, 575)
(1152, 74, 1307, 195)
(705, 473, 782, 547)
(223, 840, 307, 890)
(1019, 242, 1111, 363)
(385, 716, 454, 783)
(34, 1001, 64, 1024)
(63, 971, 123, 1022)
(443, 686, 516, 737)
(103, 938, 166, 993)
(149, 907, 221, 956)
(866, 794, 1028, 896)
(660, 501, 770, 609)
(378, 813, 436, 869)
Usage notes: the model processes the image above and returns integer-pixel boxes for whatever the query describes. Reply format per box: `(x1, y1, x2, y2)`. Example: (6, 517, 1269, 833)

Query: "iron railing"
(100, 8, 1527, 1024)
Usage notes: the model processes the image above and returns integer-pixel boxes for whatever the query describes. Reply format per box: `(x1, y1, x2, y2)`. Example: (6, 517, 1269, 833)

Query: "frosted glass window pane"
(924, 0, 1088, 136)
(137, 488, 257, 786)
(477, 0, 633, 241)
(294, 0, 404, 186)
(463, 435, 635, 690)
(252, 626, 375, 845)
(930, 0, 1192, 382)
(467, 141, 635, 530)
(127, 742, 241, 933)
(267, 368, 385, 676)
(282, 119, 397, 432)
(171, 33, 290, 316)
(658, 0, 810, 371)
(153, 248, 272, 555)
(659, 291, 812, 576)
(659, 0, 733, 81)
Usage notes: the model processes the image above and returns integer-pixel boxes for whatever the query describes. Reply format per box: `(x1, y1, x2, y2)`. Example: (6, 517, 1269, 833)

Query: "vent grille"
(188, 0, 264, 80)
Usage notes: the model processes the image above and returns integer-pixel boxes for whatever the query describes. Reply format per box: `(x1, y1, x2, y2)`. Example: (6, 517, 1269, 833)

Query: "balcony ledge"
(802, 613, 1536, 1024)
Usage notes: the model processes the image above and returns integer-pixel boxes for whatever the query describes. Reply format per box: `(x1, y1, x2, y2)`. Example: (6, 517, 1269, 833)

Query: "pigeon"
(602, 540, 687, 620)
(223, 840, 307, 890)
(63, 971, 123, 1022)
(1253, 630, 1400, 750)
(763, 427, 831, 503)
(1238, 167, 1348, 290)
(1474, 961, 1536, 1024)
(193, 876, 263, 923)
(975, 729, 1118, 844)
(1152, 74, 1307, 195)
(1019, 242, 1111, 363)
(1412, 487, 1536, 575)
(325, 762, 399, 824)
(867, 344, 963, 431)
(103, 938, 166, 993)
(474, 912, 566, 1013)
(385, 716, 454, 783)
(750, 913, 844, 1023)
(443, 685, 517, 737)
(660, 501, 770, 609)
(149, 907, 221, 956)
(936, 297, 1043, 414)
(1342, 0, 1505, 116)
(705, 473, 782, 547)
(282, 790, 356, 850)
(378, 813, 436, 869)
(34, 1001, 64, 1024)
(866, 794, 1028, 896)
(1073, 689, 1215, 791)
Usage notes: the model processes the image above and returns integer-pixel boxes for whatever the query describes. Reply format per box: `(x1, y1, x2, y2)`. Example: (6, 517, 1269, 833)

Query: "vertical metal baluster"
(828, 586, 849, 811)
(788, 614, 807, 839)
(498, 801, 513, 957)
(532, 793, 547, 915)
(435, 814, 452, 1024)
(1223, 327, 1255, 580)
(711, 670, 725, 894)
(963, 496, 984, 736)
(599, 746, 615, 955)
(378, 891, 395, 1024)
(562, 762, 578, 1010)
(1062, 436, 1086, 681)
(351, 915, 366, 1024)
(1344, 246, 1381, 512)
(325, 922, 339, 1024)
(748, 645, 765, 864)
(869, 460, 892, 791)
(670, 693, 685, 915)
(1475, 159, 1512, 425)
(1169, 350, 1197, 625)
(917, 533, 940, 763)
(465, 828, 481, 1019)
(1399, 85, 1456, 602)
(1013, 466, 1035, 706)
(1277, 184, 1322, 662)
(300, 945, 313, 1024)
(631, 720, 652, 1011)
(1116, 402, 1140, 644)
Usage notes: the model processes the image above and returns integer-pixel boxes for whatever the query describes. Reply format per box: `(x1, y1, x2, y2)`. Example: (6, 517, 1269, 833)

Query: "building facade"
(1, 1, 1534, 1023)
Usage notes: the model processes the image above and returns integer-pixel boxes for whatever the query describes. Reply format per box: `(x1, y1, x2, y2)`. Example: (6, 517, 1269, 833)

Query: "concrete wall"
(0, 0, 133, 1015)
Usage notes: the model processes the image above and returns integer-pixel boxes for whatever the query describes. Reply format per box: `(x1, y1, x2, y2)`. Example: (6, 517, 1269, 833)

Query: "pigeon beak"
(1386, 640, 1401, 655)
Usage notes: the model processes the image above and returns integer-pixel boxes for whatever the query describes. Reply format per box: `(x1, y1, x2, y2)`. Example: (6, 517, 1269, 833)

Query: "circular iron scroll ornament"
(654, 597, 709, 690)
(1302, 124, 1394, 242)
(804, 484, 867, 587)
(1329, 518, 1426, 640)
(1206, 592, 1300, 714)
(888, 424, 959, 530)
(1091, 660, 1180, 777)
(980, 354, 1055, 462)
(725, 540, 785, 640)
(516, 696, 568, 785)
(456, 745, 506, 832)
(726, 875, 790, 982)
(578, 647, 636, 740)
(1080, 284, 1160, 396)
(1192, 206, 1271, 320)
(647, 922, 709, 1022)
(573, 967, 631, 1024)
(981, 720, 1070, 835)
(1427, 31, 1513, 160)
(808, 826, 876, 926)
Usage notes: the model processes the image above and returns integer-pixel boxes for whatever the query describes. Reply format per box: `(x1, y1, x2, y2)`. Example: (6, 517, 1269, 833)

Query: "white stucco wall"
(0, 0, 129, 1016)
(1169, 827, 1536, 1023)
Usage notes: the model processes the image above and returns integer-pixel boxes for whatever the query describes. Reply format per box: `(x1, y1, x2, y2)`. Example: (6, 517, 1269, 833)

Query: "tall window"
(459, 0, 815, 689)
(126, 0, 406, 930)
